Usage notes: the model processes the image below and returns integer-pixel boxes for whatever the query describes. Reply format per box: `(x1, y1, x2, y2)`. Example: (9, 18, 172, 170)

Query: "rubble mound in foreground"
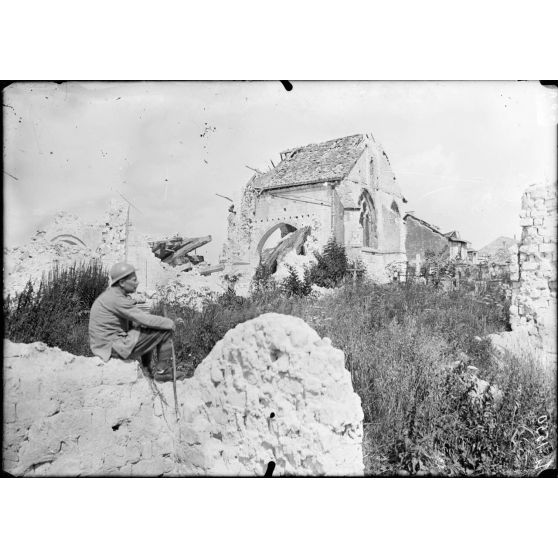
(3, 313, 364, 476)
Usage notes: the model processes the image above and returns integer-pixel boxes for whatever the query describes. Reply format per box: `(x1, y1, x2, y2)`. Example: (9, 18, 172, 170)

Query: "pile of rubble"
(4, 215, 97, 299)
(3, 313, 364, 476)
(3, 199, 233, 307)
(149, 235, 210, 269)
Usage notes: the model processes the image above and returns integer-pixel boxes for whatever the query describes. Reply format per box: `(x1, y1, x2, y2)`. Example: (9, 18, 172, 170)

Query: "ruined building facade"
(223, 134, 407, 282)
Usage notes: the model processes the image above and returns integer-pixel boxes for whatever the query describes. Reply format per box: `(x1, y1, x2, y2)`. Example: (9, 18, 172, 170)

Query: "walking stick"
(170, 339, 180, 419)
(163, 305, 180, 419)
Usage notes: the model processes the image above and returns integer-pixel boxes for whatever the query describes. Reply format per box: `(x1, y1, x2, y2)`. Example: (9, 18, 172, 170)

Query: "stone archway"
(50, 234, 87, 248)
(256, 222, 297, 257)
(256, 222, 310, 274)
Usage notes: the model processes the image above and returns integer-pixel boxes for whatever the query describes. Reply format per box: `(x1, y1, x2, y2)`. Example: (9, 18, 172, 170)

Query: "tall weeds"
(4, 260, 108, 355)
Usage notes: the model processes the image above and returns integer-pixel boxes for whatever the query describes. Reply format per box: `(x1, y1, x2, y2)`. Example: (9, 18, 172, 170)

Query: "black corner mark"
(537, 468, 557, 478)
(280, 81, 293, 92)
(264, 461, 276, 477)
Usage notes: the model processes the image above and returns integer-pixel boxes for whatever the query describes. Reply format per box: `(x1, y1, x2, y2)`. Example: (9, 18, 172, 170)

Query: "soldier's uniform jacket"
(89, 286, 173, 361)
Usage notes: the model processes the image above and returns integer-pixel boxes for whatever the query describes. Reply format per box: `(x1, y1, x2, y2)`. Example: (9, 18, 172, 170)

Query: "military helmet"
(109, 261, 136, 286)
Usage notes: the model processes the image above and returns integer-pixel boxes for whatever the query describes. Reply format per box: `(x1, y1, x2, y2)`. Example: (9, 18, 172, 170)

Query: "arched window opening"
(359, 190, 378, 249)
(390, 201, 400, 215)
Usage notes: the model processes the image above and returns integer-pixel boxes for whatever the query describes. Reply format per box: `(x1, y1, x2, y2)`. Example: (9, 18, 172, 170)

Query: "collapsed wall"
(510, 181, 557, 366)
(3, 313, 364, 477)
(3, 212, 98, 298)
(4, 199, 169, 298)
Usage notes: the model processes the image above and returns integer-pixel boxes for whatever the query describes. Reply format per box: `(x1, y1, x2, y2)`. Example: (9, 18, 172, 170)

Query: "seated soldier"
(89, 261, 175, 379)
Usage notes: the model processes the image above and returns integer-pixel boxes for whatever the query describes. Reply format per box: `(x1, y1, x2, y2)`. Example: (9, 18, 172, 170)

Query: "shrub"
(218, 273, 246, 307)
(307, 237, 348, 288)
(250, 262, 277, 295)
(281, 265, 313, 297)
(4, 260, 109, 355)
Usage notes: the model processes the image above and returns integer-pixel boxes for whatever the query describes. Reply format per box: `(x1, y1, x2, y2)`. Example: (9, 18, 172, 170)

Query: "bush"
(281, 265, 313, 297)
(307, 237, 348, 288)
(4, 260, 109, 355)
(250, 262, 277, 295)
(218, 273, 246, 307)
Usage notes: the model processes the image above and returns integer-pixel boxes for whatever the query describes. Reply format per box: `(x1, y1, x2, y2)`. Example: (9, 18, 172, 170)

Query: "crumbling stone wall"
(3, 213, 98, 298)
(4, 199, 169, 298)
(251, 183, 331, 264)
(510, 181, 557, 365)
(3, 313, 364, 476)
(95, 199, 168, 294)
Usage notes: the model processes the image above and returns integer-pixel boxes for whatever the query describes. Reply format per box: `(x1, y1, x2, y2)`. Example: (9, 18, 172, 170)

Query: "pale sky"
(3, 81, 557, 263)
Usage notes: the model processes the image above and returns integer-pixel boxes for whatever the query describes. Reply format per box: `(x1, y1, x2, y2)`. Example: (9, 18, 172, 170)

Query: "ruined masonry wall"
(405, 218, 449, 261)
(251, 184, 331, 264)
(3, 313, 364, 477)
(4, 200, 169, 298)
(511, 182, 557, 364)
(95, 199, 168, 294)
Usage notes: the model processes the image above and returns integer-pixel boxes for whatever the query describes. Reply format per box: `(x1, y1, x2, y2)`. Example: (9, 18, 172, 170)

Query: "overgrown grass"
(157, 280, 554, 476)
(302, 281, 554, 476)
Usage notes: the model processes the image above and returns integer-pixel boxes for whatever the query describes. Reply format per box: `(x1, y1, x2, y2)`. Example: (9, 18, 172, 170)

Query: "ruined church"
(223, 133, 407, 281)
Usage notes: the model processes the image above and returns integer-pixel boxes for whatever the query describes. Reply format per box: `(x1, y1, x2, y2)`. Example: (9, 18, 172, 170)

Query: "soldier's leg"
(129, 329, 173, 372)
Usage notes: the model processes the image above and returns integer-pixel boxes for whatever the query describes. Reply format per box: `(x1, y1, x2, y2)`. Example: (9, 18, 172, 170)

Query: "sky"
(3, 81, 557, 263)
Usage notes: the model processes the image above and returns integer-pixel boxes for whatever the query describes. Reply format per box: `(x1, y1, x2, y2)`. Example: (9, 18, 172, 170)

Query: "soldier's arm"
(115, 297, 175, 330)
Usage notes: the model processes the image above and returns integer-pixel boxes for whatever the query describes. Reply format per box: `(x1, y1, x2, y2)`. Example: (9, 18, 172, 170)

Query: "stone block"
(105, 399, 141, 428)
(179, 446, 207, 470)
(4, 402, 17, 424)
(16, 398, 60, 423)
(48, 455, 86, 477)
(139, 440, 154, 462)
(125, 442, 142, 464)
(131, 458, 166, 477)
(152, 433, 174, 456)
(101, 362, 140, 385)
(521, 260, 539, 271)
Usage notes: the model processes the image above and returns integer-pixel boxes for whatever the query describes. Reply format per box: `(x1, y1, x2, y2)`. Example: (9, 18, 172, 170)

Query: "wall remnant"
(404, 214, 470, 262)
(510, 181, 557, 366)
(3, 313, 364, 477)
(3, 212, 97, 298)
(95, 199, 169, 294)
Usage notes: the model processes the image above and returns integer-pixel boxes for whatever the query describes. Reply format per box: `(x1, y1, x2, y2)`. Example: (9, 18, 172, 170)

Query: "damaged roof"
(444, 230, 469, 244)
(258, 134, 366, 190)
(404, 213, 441, 233)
